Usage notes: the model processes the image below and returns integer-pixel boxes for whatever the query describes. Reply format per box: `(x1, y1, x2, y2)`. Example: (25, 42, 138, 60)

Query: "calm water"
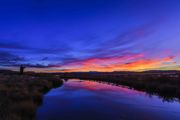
(36, 79, 180, 120)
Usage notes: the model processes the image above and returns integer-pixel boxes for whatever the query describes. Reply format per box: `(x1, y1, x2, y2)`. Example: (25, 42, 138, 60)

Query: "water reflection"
(36, 79, 180, 120)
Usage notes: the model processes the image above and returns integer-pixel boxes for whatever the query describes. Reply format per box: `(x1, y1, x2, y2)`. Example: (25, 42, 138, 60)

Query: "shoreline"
(59, 72, 180, 102)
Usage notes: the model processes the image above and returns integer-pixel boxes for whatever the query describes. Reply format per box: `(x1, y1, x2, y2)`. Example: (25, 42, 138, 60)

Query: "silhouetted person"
(20, 65, 25, 75)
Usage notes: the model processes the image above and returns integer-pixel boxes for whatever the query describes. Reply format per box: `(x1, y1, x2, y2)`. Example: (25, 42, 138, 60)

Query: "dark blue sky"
(0, 0, 180, 72)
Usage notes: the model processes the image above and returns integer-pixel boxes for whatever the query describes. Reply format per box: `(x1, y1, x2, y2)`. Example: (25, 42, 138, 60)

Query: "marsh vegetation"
(0, 72, 63, 120)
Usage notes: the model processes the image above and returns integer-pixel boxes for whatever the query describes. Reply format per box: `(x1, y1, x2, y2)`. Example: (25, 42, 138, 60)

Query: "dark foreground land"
(0, 71, 63, 120)
(1, 70, 180, 120)
(59, 71, 180, 101)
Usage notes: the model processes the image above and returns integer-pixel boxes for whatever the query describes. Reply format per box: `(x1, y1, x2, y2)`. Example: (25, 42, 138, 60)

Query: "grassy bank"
(0, 73, 63, 120)
(60, 72, 180, 102)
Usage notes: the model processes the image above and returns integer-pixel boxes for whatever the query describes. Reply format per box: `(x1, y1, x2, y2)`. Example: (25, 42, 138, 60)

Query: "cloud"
(18, 63, 49, 68)
(44, 49, 179, 72)
(57, 55, 175, 72)
(0, 41, 72, 68)
(0, 41, 71, 55)
(46, 53, 144, 68)
(48, 20, 177, 72)
(24, 21, 178, 71)
(0, 50, 53, 68)
(84, 21, 161, 59)
(102, 23, 155, 49)
(0, 51, 25, 66)
(1, 19, 178, 72)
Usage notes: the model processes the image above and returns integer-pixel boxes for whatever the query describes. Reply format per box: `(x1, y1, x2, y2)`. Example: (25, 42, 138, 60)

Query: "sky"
(0, 0, 180, 72)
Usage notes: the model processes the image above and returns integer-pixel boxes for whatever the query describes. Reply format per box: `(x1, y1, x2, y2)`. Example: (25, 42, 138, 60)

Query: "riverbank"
(0, 73, 63, 120)
(59, 71, 180, 101)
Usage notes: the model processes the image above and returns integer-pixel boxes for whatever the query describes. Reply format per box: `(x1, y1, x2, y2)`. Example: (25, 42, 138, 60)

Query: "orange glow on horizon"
(43, 55, 176, 72)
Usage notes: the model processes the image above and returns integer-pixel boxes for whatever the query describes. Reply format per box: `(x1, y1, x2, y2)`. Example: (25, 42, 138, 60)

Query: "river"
(36, 79, 180, 120)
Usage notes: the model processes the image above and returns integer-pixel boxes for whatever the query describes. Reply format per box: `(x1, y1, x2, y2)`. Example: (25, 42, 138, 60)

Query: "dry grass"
(0, 73, 63, 120)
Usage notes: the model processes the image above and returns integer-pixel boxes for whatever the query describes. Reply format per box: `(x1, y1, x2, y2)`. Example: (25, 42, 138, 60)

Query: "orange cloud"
(55, 54, 175, 72)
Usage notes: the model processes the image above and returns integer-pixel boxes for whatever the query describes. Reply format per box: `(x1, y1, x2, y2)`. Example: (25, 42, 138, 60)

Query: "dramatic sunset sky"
(0, 0, 180, 72)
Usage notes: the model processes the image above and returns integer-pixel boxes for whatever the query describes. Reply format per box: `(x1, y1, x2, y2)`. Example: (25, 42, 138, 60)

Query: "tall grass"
(0, 73, 63, 120)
